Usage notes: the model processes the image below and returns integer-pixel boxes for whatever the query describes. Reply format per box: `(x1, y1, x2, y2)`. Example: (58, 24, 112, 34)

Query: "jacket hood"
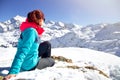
(20, 19, 44, 36)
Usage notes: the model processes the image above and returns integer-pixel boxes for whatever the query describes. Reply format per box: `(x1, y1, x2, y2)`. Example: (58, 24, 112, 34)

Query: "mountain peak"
(11, 15, 26, 22)
(0, 15, 120, 57)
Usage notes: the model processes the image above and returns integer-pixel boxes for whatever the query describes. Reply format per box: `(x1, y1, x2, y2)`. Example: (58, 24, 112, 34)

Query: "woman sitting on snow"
(3, 9, 55, 80)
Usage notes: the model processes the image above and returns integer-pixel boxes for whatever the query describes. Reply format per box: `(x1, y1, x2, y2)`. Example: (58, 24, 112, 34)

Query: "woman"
(3, 10, 55, 80)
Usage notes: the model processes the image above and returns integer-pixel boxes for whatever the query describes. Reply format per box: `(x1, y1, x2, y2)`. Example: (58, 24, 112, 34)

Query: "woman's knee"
(43, 41, 51, 47)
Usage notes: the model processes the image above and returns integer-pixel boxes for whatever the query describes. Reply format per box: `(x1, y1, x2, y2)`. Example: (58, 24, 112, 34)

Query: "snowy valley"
(0, 15, 120, 80)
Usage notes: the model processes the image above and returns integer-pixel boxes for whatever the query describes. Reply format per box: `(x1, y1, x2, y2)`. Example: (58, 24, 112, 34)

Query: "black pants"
(38, 41, 51, 58)
(36, 41, 55, 70)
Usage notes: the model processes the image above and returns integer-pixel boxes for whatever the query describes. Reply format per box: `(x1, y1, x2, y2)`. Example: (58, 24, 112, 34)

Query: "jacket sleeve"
(9, 28, 37, 74)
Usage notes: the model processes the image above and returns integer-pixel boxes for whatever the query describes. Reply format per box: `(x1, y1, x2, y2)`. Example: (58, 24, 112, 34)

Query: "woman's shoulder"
(24, 27, 36, 31)
(23, 28, 37, 34)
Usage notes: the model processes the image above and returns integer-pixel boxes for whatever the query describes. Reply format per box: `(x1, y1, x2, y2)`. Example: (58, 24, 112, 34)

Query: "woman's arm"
(4, 28, 37, 79)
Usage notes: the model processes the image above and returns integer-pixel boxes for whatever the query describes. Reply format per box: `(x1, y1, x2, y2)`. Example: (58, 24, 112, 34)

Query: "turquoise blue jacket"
(9, 28, 40, 74)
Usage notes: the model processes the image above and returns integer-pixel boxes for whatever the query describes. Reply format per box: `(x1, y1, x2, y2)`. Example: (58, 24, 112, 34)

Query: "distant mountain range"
(0, 15, 120, 57)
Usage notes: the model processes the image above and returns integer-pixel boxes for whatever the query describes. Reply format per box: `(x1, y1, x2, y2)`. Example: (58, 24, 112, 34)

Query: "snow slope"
(0, 47, 120, 80)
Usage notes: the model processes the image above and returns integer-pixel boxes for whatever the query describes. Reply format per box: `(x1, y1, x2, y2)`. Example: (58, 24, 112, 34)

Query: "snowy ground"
(0, 47, 120, 80)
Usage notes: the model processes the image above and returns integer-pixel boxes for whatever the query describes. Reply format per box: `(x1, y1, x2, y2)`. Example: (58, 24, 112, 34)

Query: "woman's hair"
(27, 10, 45, 25)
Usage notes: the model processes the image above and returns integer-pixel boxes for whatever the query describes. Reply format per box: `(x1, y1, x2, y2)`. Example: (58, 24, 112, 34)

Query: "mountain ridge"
(0, 15, 120, 56)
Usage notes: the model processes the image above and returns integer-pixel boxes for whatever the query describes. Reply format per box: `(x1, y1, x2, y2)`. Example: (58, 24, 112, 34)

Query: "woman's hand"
(3, 74, 16, 80)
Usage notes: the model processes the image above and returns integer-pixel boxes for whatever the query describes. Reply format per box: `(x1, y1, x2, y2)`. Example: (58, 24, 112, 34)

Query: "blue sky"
(0, 0, 120, 26)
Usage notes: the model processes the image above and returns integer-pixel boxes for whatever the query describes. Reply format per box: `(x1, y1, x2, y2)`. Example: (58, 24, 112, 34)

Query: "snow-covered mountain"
(0, 15, 120, 80)
(0, 15, 120, 57)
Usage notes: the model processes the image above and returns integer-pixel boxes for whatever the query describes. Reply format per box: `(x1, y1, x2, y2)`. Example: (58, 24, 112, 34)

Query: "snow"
(0, 15, 120, 80)
(0, 47, 120, 80)
(1, 16, 120, 56)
